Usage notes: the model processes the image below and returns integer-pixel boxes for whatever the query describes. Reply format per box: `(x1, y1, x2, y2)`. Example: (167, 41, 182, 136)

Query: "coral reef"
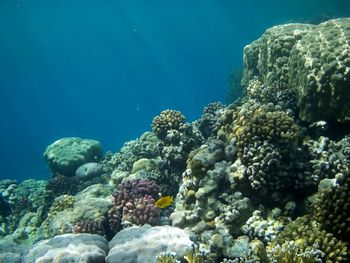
(102, 132, 161, 173)
(73, 219, 109, 239)
(170, 140, 254, 258)
(196, 102, 224, 139)
(289, 18, 350, 123)
(38, 184, 112, 240)
(314, 172, 350, 243)
(2, 17, 350, 263)
(268, 216, 349, 262)
(245, 77, 297, 114)
(241, 209, 289, 243)
(152, 109, 186, 140)
(43, 137, 102, 177)
(242, 18, 350, 124)
(268, 242, 324, 263)
(241, 23, 314, 88)
(108, 179, 160, 229)
(46, 174, 81, 197)
(217, 100, 315, 198)
(106, 225, 195, 263)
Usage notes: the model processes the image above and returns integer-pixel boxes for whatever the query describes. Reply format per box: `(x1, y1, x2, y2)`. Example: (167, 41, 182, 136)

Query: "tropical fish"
(155, 196, 174, 208)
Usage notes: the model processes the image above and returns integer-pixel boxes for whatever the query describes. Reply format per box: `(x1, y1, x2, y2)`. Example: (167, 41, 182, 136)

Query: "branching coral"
(73, 219, 109, 238)
(233, 105, 300, 155)
(197, 102, 224, 139)
(46, 174, 81, 197)
(268, 216, 349, 262)
(269, 241, 324, 263)
(314, 173, 350, 243)
(152, 110, 186, 140)
(101, 132, 161, 173)
(108, 179, 160, 231)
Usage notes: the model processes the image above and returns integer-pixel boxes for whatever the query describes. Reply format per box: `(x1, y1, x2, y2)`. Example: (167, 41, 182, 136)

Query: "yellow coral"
(184, 245, 204, 263)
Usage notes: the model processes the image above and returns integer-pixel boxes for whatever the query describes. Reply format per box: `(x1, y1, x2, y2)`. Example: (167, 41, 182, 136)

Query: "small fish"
(155, 196, 174, 208)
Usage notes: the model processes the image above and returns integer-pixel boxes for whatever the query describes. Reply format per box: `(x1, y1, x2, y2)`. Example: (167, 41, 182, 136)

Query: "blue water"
(1, 0, 349, 181)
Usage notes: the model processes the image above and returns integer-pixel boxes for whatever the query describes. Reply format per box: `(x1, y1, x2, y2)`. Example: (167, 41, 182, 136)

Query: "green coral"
(232, 104, 300, 157)
(39, 195, 75, 239)
(43, 137, 102, 176)
(268, 216, 349, 262)
(184, 245, 205, 263)
(269, 241, 323, 263)
(155, 246, 205, 263)
(155, 252, 179, 263)
(47, 195, 75, 218)
(102, 132, 161, 173)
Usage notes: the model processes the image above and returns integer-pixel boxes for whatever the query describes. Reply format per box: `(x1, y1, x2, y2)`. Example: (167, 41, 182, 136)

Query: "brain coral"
(43, 137, 102, 177)
(289, 18, 350, 123)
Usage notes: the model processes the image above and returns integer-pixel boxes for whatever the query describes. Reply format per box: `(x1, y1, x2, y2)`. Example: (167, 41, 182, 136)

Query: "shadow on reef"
(1, 17, 350, 263)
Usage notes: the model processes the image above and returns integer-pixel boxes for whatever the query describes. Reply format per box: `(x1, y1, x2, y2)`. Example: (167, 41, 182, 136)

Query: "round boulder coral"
(43, 137, 102, 177)
(242, 23, 315, 87)
(151, 110, 186, 140)
(289, 18, 350, 123)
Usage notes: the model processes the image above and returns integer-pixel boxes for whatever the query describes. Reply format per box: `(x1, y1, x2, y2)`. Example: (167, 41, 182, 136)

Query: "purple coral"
(46, 174, 80, 196)
(73, 219, 108, 238)
(111, 178, 159, 207)
(108, 179, 160, 231)
(123, 194, 160, 225)
(108, 206, 122, 233)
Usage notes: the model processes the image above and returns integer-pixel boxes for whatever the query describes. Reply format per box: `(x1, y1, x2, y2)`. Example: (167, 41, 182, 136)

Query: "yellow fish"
(155, 196, 174, 208)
